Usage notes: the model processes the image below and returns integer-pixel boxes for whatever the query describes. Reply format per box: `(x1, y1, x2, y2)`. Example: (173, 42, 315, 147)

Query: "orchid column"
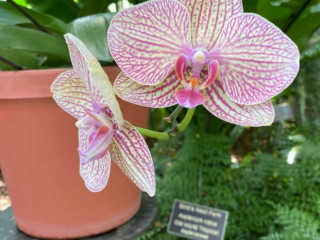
(108, 0, 299, 127)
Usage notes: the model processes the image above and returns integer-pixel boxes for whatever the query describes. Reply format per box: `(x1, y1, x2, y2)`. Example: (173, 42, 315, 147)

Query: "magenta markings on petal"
(108, 0, 192, 85)
(51, 34, 156, 195)
(110, 0, 299, 126)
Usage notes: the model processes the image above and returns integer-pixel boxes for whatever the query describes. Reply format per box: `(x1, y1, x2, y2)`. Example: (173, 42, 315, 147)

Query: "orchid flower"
(108, 0, 300, 127)
(51, 34, 155, 196)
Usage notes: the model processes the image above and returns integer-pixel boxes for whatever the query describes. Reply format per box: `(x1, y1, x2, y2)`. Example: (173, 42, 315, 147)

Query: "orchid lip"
(174, 53, 220, 108)
(79, 125, 113, 165)
(77, 109, 114, 165)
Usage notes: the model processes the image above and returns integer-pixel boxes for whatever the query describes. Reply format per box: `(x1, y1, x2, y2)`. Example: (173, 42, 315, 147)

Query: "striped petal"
(203, 80, 275, 126)
(88, 58, 123, 126)
(213, 13, 300, 105)
(51, 70, 92, 119)
(78, 126, 113, 165)
(114, 71, 180, 108)
(78, 129, 111, 192)
(110, 121, 155, 196)
(108, 0, 192, 85)
(178, 0, 243, 50)
(65, 34, 123, 126)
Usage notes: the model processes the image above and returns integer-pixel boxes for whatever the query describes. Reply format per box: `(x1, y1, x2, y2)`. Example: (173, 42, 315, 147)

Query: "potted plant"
(0, 0, 302, 239)
(0, 0, 152, 238)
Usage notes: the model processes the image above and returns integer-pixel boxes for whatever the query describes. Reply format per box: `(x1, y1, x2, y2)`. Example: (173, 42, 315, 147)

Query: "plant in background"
(2, 0, 320, 238)
(0, 0, 117, 71)
(51, 34, 155, 196)
(108, 0, 299, 127)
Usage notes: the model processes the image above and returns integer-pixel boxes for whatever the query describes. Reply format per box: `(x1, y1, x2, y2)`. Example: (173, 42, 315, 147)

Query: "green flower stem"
(136, 127, 169, 140)
(177, 108, 195, 132)
(136, 107, 195, 140)
(168, 106, 183, 122)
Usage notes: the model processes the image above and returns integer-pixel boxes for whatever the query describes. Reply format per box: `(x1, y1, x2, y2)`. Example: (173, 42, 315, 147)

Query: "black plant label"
(167, 200, 228, 240)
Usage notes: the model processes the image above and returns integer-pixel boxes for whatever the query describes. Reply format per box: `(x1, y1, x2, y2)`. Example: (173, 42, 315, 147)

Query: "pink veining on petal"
(203, 80, 275, 126)
(65, 34, 92, 89)
(78, 129, 111, 192)
(110, 121, 156, 196)
(51, 70, 92, 120)
(178, 0, 243, 49)
(79, 126, 113, 165)
(114, 71, 180, 108)
(213, 13, 300, 105)
(108, 0, 192, 85)
(175, 88, 206, 108)
(64, 34, 122, 123)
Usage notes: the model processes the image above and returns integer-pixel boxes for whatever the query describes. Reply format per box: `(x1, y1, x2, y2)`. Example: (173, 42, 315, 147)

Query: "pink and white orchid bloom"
(108, 0, 300, 127)
(51, 34, 155, 196)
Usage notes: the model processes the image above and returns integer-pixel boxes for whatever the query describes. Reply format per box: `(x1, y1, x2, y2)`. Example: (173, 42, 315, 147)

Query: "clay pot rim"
(0, 66, 119, 99)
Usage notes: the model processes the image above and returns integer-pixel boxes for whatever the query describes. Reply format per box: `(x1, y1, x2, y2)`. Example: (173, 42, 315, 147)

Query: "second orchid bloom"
(51, 34, 155, 196)
(108, 0, 300, 127)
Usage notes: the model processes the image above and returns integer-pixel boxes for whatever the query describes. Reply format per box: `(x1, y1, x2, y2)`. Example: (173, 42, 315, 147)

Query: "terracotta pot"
(0, 66, 148, 239)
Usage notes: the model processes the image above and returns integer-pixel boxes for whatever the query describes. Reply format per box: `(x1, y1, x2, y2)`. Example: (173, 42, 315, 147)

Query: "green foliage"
(0, 23, 69, 69)
(77, 0, 112, 17)
(0, 0, 117, 70)
(0, 2, 67, 33)
(138, 122, 320, 239)
(243, 0, 320, 53)
(67, 13, 115, 62)
(25, 0, 80, 22)
(301, 41, 320, 61)
(261, 206, 320, 240)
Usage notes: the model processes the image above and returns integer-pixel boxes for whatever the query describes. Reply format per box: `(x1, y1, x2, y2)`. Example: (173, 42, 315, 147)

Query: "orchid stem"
(169, 106, 183, 122)
(177, 108, 195, 132)
(163, 106, 183, 124)
(136, 107, 195, 140)
(136, 127, 169, 140)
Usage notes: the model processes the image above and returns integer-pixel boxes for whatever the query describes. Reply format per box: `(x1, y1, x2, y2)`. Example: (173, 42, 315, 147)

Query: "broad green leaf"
(301, 41, 320, 61)
(257, 0, 298, 29)
(78, 0, 112, 17)
(0, 2, 67, 33)
(14, 0, 27, 7)
(242, 0, 258, 13)
(287, 12, 320, 49)
(67, 13, 114, 62)
(0, 49, 40, 70)
(26, 0, 80, 23)
(0, 24, 69, 63)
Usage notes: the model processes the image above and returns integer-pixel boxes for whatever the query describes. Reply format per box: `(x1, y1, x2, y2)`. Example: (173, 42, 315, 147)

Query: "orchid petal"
(78, 129, 111, 192)
(108, 0, 192, 85)
(88, 58, 123, 126)
(114, 71, 180, 108)
(110, 121, 155, 196)
(203, 80, 275, 126)
(213, 13, 300, 105)
(175, 88, 206, 108)
(51, 70, 92, 119)
(78, 126, 113, 165)
(178, 0, 243, 50)
(65, 34, 123, 126)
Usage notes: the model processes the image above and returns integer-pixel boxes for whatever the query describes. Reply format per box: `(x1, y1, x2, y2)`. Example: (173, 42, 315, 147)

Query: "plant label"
(167, 200, 228, 240)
